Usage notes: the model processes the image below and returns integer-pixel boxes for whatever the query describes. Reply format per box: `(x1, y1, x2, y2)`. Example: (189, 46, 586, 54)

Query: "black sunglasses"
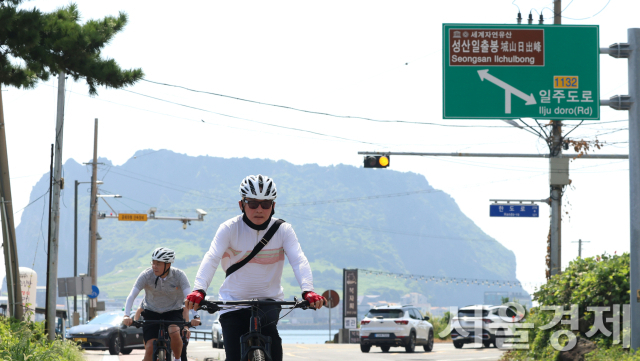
(243, 199, 274, 210)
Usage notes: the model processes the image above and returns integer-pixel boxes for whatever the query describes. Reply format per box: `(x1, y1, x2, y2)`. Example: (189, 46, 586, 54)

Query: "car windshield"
(366, 309, 404, 318)
(458, 309, 489, 317)
(88, 312, 123, 326)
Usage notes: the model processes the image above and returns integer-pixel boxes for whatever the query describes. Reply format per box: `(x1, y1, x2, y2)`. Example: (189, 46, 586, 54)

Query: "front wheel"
(121, 348, 133, 355)
(453, 340, 464, 349)
(423, 330, 434, 352)
(250, 349, 266, 361)
(360, 344, 371, 353)
(380, 346, 390, 352)
(157, 348, 166, 361)
(404, 333, 416, 353)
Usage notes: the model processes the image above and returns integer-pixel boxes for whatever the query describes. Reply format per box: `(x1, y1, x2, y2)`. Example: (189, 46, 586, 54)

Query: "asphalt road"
(83, 341, 505, 361)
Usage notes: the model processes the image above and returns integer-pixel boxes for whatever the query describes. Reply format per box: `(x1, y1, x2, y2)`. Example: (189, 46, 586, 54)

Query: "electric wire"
(121, 89, 382, 146)
(360, 269, 530, 288)
(140, 79, 521, 128)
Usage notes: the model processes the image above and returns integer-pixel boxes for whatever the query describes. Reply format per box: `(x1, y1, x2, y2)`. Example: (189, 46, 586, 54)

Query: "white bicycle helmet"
(239, 174, 277, 200)
(152, 247, 175, 263)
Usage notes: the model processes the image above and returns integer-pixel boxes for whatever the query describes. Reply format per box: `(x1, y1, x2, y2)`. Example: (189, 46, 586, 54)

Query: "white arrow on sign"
(478, 69, 536, 114)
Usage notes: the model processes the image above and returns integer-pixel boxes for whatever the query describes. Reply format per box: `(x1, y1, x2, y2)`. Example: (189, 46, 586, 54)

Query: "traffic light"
(363, 155, 390, 168)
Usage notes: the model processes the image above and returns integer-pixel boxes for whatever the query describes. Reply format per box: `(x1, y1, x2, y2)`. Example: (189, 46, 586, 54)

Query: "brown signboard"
(343, 269, 358, 319)
(448, 28, 544, 66)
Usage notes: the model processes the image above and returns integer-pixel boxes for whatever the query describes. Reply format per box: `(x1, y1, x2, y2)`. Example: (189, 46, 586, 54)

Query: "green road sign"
(443, 24, 599, 120)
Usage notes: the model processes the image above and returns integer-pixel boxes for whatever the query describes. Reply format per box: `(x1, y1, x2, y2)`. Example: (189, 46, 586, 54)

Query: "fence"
(191, 329, 212, 341)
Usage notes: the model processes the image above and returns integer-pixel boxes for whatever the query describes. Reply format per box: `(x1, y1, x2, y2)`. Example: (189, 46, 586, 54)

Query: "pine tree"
(0, 0, 144, 323)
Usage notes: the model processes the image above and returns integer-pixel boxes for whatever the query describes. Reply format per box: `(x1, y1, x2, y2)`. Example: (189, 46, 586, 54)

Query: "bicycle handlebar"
(122, 319, 195, 329)
(197, 298, 311, 314)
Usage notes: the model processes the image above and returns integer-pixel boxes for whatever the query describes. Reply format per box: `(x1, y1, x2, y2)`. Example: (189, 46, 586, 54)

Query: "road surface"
(83, 341, 505, 361)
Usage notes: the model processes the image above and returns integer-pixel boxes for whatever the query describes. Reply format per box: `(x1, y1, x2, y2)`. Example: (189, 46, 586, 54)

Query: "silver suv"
(451, 304, 521, 349)
(359, 305, 434, 353)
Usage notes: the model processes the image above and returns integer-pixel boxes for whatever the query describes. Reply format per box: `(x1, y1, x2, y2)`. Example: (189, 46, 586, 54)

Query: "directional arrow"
(478, 69, 536, 114)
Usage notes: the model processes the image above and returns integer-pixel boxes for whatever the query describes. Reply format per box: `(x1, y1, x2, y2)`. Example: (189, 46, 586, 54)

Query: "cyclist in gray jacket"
(123, 247, 198, 361)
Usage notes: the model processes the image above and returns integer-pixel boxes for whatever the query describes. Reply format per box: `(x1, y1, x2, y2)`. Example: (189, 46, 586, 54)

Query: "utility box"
(549, 157, 570, 185)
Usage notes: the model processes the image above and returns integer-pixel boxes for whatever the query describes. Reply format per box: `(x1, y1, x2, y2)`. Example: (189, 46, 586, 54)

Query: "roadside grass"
(0, 316, 84, 361)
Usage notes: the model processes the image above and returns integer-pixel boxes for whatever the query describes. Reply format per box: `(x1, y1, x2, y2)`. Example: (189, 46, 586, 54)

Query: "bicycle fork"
(240, 314, 272, 361)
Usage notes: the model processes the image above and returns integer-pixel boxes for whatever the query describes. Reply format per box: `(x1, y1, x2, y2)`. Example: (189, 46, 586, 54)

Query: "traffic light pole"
(597, 28, 640, 350)
(628, 28, 640, 351)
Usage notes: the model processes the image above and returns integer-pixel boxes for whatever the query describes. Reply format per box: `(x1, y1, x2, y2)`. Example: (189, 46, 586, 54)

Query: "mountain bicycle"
(124, 319, 194, 361)
(198, 298, 311, 361)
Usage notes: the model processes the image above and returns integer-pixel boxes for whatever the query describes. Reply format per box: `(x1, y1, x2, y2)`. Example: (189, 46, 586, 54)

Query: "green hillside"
(15, 150, 524, 306)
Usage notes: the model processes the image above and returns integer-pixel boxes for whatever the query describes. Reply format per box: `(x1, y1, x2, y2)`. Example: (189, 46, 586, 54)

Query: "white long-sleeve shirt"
(193, 215, 314, 313)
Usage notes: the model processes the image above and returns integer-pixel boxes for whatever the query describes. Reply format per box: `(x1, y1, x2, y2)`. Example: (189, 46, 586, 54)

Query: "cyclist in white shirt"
(122, 248, 199, 361)
(185, 174, 326, 361)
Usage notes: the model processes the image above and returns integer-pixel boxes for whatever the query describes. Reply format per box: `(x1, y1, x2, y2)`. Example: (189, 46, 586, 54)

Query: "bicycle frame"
(199, 298, 310, 361)
(127, 319, 193, 361)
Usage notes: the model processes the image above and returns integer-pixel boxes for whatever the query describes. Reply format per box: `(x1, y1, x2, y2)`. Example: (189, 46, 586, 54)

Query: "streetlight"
(73, 180, 102, 326)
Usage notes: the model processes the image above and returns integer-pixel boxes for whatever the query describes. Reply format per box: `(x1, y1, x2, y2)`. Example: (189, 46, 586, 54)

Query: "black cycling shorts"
(141, 308, 184, 343)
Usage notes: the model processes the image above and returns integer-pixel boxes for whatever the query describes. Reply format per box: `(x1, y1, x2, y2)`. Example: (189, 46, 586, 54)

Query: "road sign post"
(443, 24, 600, 120)
(322, 290, 340, 343)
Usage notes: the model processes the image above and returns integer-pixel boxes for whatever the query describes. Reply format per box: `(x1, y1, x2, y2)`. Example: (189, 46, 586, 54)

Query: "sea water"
(279, 329, 335, 344)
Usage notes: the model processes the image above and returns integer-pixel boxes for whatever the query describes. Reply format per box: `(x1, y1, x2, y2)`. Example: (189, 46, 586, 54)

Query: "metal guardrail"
(191, 329, 212, 341)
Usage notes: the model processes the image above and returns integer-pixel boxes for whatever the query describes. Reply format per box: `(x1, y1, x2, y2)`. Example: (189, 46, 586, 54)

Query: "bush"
(427, 311, 451, 340)
(0, 317, 84, 361)
(500, 253, 632, 361)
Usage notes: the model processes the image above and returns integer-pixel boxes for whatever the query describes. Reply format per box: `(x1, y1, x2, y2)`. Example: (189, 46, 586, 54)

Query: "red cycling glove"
(303, 291, 325, 305)
(186, 290, 205, 305)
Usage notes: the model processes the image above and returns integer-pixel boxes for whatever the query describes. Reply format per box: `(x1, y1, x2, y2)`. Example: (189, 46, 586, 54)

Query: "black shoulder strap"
(225, 219, 286, 278)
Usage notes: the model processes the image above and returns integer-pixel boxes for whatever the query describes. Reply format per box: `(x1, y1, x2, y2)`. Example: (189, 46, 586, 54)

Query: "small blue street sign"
(490, 204, 539, 218)
(88, 285, 100, 299)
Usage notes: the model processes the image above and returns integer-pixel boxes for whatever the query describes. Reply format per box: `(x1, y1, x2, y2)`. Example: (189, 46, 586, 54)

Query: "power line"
(359, 269, 535, 288)
(14, 190, 49, 214)
(44, 82, 379, 146)
(279, 210, 500, 243)
(121, 89, 383, 145)
(140, 79, 520, 128)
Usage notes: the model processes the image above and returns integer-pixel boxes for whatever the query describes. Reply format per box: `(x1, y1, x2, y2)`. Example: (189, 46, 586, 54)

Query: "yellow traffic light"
(363, 155, 390, 168)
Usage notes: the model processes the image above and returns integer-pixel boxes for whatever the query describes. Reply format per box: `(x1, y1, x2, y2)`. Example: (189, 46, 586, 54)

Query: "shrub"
(500, 253, 632, 361)
(0, 317, 84, 361)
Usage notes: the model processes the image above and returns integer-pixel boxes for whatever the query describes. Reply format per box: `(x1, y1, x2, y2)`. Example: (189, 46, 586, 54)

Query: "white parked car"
(359, 305, 434, 353)
(210, 311, 224, 349)
(451, 304, 521, 349)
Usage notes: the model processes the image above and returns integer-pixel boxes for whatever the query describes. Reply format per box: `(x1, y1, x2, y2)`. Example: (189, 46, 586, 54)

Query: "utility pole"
(571, 239, 589, 258)
(45, 71, 66, 340)
(88, 119, 99, 319)
(629, 27, 640, 352)
(74, 180, 78, 322)
(598, 27, 639, 349)
(547, 0, 564, 279)
(0, 85, 23, 321)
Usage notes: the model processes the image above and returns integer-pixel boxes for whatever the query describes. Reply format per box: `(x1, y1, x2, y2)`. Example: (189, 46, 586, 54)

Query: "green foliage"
(0, 3, 48, 88)
(585, 346, 640, 361)
(0, 0, 143, 93)
(427, 311, 452, 340)
(501, 253, 631, 361)
(535, 253, 629, 324)
(0, 317, 84, 361)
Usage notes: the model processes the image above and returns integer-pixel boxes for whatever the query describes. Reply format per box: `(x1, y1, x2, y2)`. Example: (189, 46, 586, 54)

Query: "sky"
(0, 0, 635, 299)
